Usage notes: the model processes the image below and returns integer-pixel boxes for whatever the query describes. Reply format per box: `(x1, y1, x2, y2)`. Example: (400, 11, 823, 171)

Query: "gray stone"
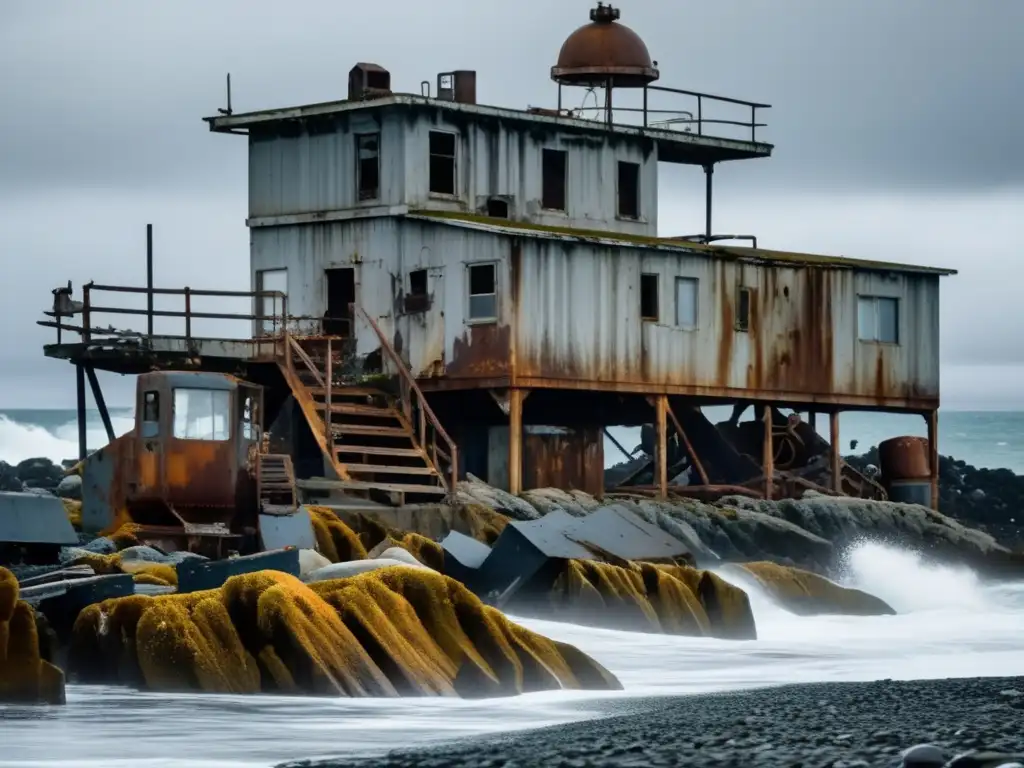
(901, 743, 946, 767)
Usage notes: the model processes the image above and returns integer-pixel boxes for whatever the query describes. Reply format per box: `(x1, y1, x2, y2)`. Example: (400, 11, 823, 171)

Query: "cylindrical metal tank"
(878, 436, 931, 482)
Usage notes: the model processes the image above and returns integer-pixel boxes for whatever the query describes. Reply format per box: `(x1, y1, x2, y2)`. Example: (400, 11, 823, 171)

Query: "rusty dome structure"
(551, 3, 659, 124)
(551, 3, 659, 88)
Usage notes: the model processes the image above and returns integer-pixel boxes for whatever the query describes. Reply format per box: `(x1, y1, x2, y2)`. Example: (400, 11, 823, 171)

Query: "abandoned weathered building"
(40, 3, 955, 521)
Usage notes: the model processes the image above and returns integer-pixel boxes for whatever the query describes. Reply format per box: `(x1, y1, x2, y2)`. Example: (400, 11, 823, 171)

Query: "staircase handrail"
(358, 308, 459, 495)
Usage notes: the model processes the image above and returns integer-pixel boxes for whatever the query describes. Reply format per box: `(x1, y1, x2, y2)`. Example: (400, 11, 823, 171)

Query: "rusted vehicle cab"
(81, 371, 264, 555)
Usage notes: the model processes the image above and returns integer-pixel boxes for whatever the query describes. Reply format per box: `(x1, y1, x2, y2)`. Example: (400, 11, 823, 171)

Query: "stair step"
(331, 479, 448, 495)
(308, 386, 386, 397)
(319, 403, 397, 418)
(344, 464, 438, 476)
(333, 424, 411, 438)
(335, 445, 424, 458)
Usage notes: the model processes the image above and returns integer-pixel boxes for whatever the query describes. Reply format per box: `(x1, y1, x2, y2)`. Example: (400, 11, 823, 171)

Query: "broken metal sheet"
(561, 504, 690, 562)
(0, 491, 79, 546)
(176, 547, 300, 594)
(259, 508, 317, 552)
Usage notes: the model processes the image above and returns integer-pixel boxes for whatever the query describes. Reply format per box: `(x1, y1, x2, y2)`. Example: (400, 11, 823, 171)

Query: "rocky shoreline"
(283, 677, 1024, 768)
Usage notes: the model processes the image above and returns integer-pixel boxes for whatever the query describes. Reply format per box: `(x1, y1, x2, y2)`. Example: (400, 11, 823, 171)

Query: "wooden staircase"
(257, 453, 298, 515)
(277, 315, 457, 506)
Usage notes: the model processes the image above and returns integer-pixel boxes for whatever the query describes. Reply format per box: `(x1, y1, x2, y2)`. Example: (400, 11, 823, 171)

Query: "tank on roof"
(551, 3, 659, 88)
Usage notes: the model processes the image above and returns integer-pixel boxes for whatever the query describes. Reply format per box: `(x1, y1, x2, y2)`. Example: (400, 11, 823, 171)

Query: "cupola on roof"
(551, 3, 659, 88)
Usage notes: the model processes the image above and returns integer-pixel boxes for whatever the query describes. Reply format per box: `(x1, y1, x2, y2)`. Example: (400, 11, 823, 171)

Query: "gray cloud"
(1, 1, 1023, 408)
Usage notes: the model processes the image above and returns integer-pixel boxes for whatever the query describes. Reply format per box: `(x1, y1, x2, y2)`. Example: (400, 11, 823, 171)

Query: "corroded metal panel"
(512, 237, 941, 407)
(522, 426, 605, 496)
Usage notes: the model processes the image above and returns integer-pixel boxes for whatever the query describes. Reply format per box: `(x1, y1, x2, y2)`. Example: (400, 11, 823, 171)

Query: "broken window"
(356, 133, 380, 201)
(675, 277, 699, 329)
(429, 130, 457, 195)
(736, 287, 751, 332)
(857, 295, 899, 343)
(541, 148, 567, 211)
(640, 273, 659, 322)
(487, 197, 509, 218)
(405, 268, 429, 314)
(142, 391, 159, 422)
(173, 388, 231, 441)
(617, 161, 640, 219)
(241, 395, 256, 441)
(468, 262, 497, 322)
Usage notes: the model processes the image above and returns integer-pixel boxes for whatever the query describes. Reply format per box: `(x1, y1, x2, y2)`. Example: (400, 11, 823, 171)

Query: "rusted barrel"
(878, 436, 931, 482)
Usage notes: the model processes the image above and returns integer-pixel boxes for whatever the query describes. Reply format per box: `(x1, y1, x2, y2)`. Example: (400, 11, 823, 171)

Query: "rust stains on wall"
(522, 426, 605, 497)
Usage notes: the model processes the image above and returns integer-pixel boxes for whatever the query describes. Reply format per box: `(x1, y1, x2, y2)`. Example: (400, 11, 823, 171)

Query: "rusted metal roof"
(551, 4, 660, 88)
(405, 211, 958, 277)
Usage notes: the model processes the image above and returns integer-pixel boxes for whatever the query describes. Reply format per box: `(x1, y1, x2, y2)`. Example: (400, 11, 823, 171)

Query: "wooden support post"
(75, 364, 87, 461)
(655, 394, 668, 499)
(508, 388, 524, 496)
(325, 338, 333, 443)
(830, 411, 842, 494)
(927, 409, 939, 510)
(762, 404, 774, 500)
(665, 400, 710, 485)
(809, 411, 817, 431)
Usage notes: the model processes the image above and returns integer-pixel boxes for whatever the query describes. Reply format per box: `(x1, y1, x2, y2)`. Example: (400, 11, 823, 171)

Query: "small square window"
(640, 273, 659, 322)
(356, 133, 380, 201)
(857, 295, 899, 343)
(142, 391, 159, 422)
(429, 130, 457, 195)
(468, 263, 497, 321)
(542, 149, 567, 211)
(675, 277, 699, 329)
(617, 161, 640, 219)
(736, 287, 751, 332)
(405, 268, 429, 313)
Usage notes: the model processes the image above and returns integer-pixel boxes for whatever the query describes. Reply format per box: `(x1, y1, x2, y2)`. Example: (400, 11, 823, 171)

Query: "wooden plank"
(335, 445, 423, 457)
(344, 464, 437, 475)
(332, 424, 411, 438)
(297, 477, 446, 495)
(318, 402, 396, 417)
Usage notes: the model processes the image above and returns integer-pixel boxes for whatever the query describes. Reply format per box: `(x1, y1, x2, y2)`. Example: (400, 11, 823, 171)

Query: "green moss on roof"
(407, 209, 956, 276)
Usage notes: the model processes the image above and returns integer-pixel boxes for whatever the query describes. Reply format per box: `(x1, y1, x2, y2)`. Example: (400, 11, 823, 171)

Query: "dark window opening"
(325, 267, 356, 337)
(468, 263, 497, 321)
(405, 268, 429, 314)
(541, 148, 567, 211)
(736, 287, 751, 332)
(429, 130, 457, 195)
(356, 133, 380, 201)
(241, 394, 256, 441)
(640, 273, 659, 322)
(618, 161, 640, 219)
(487, 197, 509, 218)
(142, 391, 159, 422)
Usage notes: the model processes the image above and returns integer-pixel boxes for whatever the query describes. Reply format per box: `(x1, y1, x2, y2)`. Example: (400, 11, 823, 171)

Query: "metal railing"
(358, 308, 459, 495)
(556, 83, 770, 143)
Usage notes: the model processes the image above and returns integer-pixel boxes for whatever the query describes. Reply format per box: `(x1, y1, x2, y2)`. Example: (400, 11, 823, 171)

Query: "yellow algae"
(307, 507, 369, 563)
(740, 561, 895, 616)
(110, 523, 143, 551)
(67, 565, 621, 697)
(397, 533, 445, 571)
(451, 503, 507, 545)
(638, 563, 710, 636)
(62, 498, 82, 528)
(0, 568, 66, 704)
(121, 561, 179, 587)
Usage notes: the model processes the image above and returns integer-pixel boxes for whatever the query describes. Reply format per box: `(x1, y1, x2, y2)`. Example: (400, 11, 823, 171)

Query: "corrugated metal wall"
(513, 237, 941, 407)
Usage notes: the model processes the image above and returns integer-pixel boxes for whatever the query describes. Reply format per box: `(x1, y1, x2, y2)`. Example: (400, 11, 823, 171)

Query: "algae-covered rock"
(737, 561, 896, 616)
(62, 498, 82, 528)
(68, 566, 620, 698)
(539, 558, 755, 640)
(0, 567, 67, 704)
(307, 507, 369, 563)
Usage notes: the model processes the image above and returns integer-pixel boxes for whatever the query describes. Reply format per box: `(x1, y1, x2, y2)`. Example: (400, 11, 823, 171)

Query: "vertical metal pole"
(508, 388, 524, 495)
(927, 410, 939, 510)
(146, 223, 154, 337)
(655, 394, 668, 499)
(76, 364, 88, 461)
(184, 287, 192, 346)
(84, 365, 115, 444)
(605, 78, 614, 125)
(830, 411, 842, 494)
(703, 164, 714, 242)
(809, 410, 817, 432)
(643, 85, 648, 127)
(762, 404, 774, 500)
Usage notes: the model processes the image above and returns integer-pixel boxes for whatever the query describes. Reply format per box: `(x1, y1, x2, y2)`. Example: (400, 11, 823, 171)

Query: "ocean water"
(2, 407, 1024, 472)
(1, 543, 1022, 767)
(1, 409, 1023, 766)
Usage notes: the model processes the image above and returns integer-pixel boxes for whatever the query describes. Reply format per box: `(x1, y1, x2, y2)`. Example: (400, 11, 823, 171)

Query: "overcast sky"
(1, 0, 1022, 409)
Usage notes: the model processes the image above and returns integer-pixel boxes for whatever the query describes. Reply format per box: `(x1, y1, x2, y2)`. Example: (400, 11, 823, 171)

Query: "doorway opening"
(325, 268, 355, 337)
